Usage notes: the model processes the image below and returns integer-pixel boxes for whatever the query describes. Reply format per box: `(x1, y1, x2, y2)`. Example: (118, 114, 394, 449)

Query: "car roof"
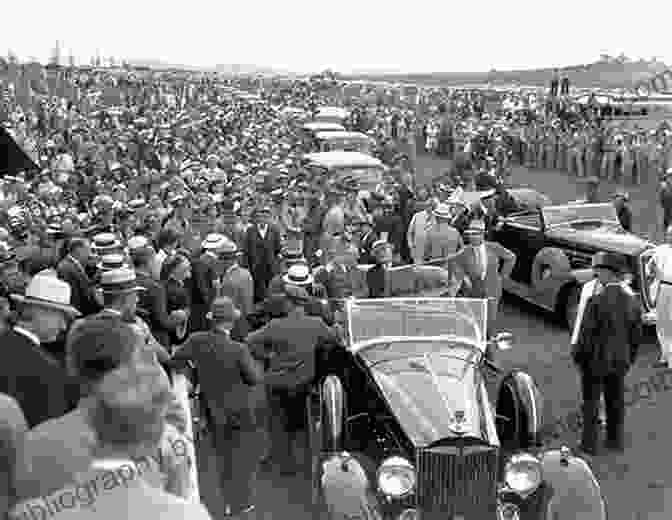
(303, 122, 346, 131)
(303, 151, 384, 168)
(315, 131, 372, 141)
(316, 106, 349, 118)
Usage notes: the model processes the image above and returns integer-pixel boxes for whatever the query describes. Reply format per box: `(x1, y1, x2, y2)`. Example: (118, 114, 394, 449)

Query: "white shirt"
(650, 244, 672, 283)
(257, 224, 268, 239)
(474, 244, 487, 280)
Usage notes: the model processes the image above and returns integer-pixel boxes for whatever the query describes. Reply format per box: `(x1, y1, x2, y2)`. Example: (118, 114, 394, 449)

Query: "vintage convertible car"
(491, 201, 656, 328)
(312, 298, 607, 520)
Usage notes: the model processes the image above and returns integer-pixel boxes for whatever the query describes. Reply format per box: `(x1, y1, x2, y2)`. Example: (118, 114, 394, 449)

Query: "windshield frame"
(542, 203, 621, 230)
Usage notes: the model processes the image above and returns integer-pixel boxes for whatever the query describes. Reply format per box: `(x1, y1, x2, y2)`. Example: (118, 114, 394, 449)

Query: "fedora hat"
(591, 252, 627, 273)
(11, 273, 81, 316)
(282, 264, 313, 286)
(433, 202, 453, 219)
(464, 219, 486, 234)
(206, 297, 241, 323)
(99, 267, 146, 294)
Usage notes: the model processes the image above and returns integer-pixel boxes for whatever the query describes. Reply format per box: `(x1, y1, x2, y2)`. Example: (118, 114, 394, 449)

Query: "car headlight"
(377, 456, 415, 498)
(504, 453, 542, 497)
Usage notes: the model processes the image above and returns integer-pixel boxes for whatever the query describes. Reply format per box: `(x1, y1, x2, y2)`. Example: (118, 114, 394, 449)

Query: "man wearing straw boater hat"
(1, 273, 80, 428)
(217, 237, 254, 319)
(172, 297, 263, 517)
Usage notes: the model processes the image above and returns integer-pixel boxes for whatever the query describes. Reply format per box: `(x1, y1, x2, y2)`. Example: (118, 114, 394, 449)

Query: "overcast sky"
(3, 1, 669, 73)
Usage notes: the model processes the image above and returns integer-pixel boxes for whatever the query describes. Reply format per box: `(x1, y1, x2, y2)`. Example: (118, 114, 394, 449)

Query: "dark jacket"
(242, 224, 282, 301)
(56, 257, 101, 317)
(172, 331, 262, 430)
(189, 252, 218, 332)
(573, 283, 643, 376)
(367, 263, 390, 298)
(617, 205, 632, 232)
(0, 329, 77, 428)
(135, 272, 179, 347)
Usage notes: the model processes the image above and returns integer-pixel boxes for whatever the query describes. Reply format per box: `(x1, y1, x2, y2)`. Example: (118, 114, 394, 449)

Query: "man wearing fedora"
(407, 196, 437, 265)
(247, 285, 339, 476)
(453, 219, 516, 328)
(573, 252, 643, 455)
(242, 206, 282, 303)
(171, 297, 263, 518)
(1, 273, 79, 428)
(56, 237, 101, 317)
(132, 244, 188, 348)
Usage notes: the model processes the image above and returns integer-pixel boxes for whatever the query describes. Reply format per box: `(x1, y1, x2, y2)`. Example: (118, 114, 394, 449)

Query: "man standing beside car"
(573, 252, 642, 455)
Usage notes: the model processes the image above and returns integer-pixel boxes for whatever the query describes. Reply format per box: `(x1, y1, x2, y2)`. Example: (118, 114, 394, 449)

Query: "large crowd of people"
(0, 63, 668, 518)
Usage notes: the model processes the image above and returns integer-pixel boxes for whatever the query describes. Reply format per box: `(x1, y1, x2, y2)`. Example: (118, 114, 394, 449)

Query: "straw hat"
(99, 268, 146, 294)
(92, 233, 122, 254)
(127, 235, 153, 253)
(11, 273, 81, 316)
(201, 233, 227, 251)
(280, 247, 305, 265)
(282, 264, 313, 286)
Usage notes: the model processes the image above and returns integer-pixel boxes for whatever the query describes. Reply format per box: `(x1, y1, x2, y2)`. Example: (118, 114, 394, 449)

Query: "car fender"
(497, 371, 544, 448)
(320, 452, 383, 520)
(540, 449, 608, 520)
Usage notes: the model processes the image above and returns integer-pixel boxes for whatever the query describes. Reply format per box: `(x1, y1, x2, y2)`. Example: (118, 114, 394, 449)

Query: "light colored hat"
(433, 203, 453, 219)
(207, 296, 241, 323)
(127, 235, 152, 252)
(201, 233, 227, 250)
(282, 264, 314, 286)
(11, 273, 81, 316)
(99, 268, 146, 294)
(216, 237, 239, 256)
(92, 233, 122, 253)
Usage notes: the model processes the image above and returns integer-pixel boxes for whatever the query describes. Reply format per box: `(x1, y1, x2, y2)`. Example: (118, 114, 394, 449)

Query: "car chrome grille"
(416, 444, 498, 519)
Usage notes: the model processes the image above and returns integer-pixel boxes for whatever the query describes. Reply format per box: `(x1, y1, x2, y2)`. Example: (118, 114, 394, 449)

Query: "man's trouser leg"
(580, 370, 602, 454)
(603, 371, 626, 451)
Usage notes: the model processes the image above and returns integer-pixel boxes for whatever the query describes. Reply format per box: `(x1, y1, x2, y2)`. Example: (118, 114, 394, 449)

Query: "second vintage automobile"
(311, 298, 607, 520)
(492, 201, 656, 328)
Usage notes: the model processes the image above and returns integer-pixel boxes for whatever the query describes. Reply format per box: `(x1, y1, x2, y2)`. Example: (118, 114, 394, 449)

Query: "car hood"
(368, 351, 498, 447)
(546, 226, 652, 256)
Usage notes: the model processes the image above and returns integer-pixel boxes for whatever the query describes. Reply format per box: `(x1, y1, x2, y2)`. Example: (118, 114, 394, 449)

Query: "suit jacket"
(243, 225, 282, 272)
(172, 331, 262, 430)
(573, 283, 643, 376)
(456, 242, 516, 300)
(56, 257, 101, 317)
(135, 272, 179, 347)
(0, 329, 76, 429)
(189, 252, 218, 332)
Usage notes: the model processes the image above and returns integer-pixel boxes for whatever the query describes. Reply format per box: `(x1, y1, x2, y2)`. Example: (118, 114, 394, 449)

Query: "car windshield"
(542, 203, 620, 229)
(347, 298, 487, 348)
(360, 342, 497, 446)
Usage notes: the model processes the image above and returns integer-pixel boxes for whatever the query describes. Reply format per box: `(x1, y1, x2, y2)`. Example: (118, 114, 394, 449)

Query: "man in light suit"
(407, 197, 436, 265)
(455, 220, 516, 330)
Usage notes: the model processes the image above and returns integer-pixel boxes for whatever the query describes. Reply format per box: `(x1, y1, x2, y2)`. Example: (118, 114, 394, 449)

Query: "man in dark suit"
(573, 252, 643, 456)
(3, 273, 79, 428)
(171, 297, 263, 517)
(243, 206, 282, 303)
(56, 238, 101, 317)
(189, 233, 224, 332)
(131, 243, 186, 349)
(455, 219, 516, 329)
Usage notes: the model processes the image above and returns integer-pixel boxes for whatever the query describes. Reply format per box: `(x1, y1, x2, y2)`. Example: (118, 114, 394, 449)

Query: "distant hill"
(126, 59, 297, 76)
(340, 59, 671, 90)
